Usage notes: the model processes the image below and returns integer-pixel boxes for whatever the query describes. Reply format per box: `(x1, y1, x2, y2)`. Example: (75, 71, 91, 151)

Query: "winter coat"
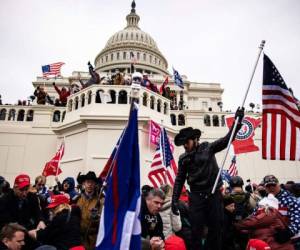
(54, 85, 70, 105)
(141, 198, 164, 240)
(159, 196, 182, 238)
(172, 124, 242, 203)
(36, 208, 82, 250)
(235, 208, 294, 250)
(0, 242, 8, 250)
(0, 189, 44, 230)
(76, 192, 104, 250)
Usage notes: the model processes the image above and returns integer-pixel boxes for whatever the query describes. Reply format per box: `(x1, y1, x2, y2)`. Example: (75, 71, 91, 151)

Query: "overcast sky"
(0, 0, 299, 110)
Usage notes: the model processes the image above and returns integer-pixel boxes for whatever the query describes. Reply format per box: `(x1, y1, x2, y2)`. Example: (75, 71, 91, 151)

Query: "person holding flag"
(171, 107, 244, 250)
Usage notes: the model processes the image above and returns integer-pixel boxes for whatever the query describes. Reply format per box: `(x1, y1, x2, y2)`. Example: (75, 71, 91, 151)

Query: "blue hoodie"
(62, 177, 79, 201)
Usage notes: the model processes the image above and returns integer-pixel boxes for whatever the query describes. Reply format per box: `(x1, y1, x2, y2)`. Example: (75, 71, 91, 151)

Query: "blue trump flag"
(173, 67, 184, 89)
(96, 106, 141, 250)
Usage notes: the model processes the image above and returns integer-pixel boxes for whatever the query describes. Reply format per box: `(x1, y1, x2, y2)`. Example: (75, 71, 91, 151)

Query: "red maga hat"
(14, 174, 30, 189)
(47, 194, 70, 209)
(246, 239, 271, 250)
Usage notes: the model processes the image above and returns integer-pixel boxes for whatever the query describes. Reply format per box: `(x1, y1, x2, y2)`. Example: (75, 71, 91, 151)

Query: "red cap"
(246, 239, 271, 250)
(14, 174, 30, 189)
(47, 194, 70, 208)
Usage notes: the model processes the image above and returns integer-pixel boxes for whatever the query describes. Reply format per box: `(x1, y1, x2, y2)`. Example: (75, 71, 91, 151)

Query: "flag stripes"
(262, 54, 300, 160)
(42, 62, 64, 78)
(148, 128, 178, 188)
(228, 155, 238, 177)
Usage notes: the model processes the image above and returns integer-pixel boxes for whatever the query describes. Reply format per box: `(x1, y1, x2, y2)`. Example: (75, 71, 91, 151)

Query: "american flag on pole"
(42, 62, 64, 78)
(148, 128, 178, 188)
(228, 155, 238, 177)
(262, 54, 300, 160)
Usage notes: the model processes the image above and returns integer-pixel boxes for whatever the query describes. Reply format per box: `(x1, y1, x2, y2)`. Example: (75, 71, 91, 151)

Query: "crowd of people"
(0, 170, 299, 250)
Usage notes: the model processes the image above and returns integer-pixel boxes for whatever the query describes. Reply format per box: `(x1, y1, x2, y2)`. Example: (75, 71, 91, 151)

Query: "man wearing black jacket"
(141, 188, 165, 250)
(171, 108, 244, 250)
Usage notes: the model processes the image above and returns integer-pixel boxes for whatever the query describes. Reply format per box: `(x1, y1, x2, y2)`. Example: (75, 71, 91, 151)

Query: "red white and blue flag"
(42, 62, 64, 78)
(228, 155, 238, 177)
(96, 107, 141, 250)
(148, 128, 178, 187)
(262, 54, 300, 160)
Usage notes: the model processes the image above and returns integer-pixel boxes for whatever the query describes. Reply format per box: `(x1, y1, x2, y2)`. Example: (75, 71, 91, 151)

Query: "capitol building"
(0, 1, 299, 185)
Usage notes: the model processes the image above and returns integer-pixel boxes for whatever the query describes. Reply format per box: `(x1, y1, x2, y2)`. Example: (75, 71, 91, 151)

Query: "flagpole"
(99, 82, 140, 197)
(211, 40, 265, 194)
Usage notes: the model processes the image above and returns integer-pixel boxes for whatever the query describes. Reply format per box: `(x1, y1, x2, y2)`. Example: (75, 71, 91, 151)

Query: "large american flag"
(262, 54, 300, 160)
(228, 155, 238, 177)
(42, 62, 64, 78)
(148, 128, 178, 188)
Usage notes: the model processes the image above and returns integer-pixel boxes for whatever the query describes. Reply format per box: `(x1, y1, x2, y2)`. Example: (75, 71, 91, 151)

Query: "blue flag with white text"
(96, 107, 141, 250)
(173, 67, 184, 89)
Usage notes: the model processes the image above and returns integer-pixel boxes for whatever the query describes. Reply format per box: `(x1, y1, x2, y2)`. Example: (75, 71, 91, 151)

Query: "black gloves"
(235, 107, 245, 122)
(274, 228, 293, 244)
(171, 200, 179, 215)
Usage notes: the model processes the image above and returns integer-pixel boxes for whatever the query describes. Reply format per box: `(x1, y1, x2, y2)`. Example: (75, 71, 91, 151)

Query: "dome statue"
(94, 1, 169, 76)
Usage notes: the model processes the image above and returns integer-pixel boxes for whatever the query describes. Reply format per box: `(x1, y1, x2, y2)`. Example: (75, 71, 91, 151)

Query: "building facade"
(0, 1, 299, 185)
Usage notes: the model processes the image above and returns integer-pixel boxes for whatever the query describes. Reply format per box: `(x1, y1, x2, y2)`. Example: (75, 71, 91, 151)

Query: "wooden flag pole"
(211, 40, 266, 194)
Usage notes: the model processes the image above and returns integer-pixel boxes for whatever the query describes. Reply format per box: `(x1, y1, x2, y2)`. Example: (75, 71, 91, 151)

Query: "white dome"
(94, 1, 169, 76)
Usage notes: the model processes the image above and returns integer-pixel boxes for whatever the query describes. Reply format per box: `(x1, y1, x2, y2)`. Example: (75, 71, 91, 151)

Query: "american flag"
(228, 155, 238, 177)
(262, 54, 300, 160)
(42, 62, 64, 78)
(148, 128, 178, 188)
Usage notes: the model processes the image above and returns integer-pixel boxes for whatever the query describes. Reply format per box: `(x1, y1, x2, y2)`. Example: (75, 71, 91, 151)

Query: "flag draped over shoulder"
(96, 107, 141, 250)
(226, 116, 261, 154)
(42, 142, 64, 177)
(148, 128, 178, 187)
(42, 62, 64, 78)
(262, 54, 300, 160)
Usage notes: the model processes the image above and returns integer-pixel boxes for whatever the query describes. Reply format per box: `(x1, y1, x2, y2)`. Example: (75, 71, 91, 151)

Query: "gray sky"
(0, 0, 300, 110)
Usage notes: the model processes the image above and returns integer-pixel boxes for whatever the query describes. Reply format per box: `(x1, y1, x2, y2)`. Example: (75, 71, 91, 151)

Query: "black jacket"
(0, 242, 8, 250)
(173, 125, 241, 201)
(36, 209, 82, 250)
(0, 189, 44, 230)
(141, 198, 164, 240)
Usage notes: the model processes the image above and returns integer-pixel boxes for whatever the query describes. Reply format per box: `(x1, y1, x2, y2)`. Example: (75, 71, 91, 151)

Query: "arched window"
(17, 110, 25, 121)
(111, 53, 114, 61)
(117, 52, 120, 60)
(68, 100, 73, 112)
(150, 96, 155, 110)
(108, 90, 116, 104)
(142, 93, 148, 106)
(0, 109, 6, 120)
(137, 52, 140, 60)
(105, 55, 108, 62)
(120, 33, 123, 40)
(96, 90, 104, 103)
(118, 90, 128, 104)
(178, 114, 185, 126)
(8, 109, 16, 121)
(213, 115, 219, 127)
(157, 99, 161, 113)
(204, 115, 211, 126)
(141, 35, 144, 41)
(163, 103, 168, 114)
(26, 110, 34, 121)
(81, 94, 85, 107)
(123, 52, 127, 60)
(87, 91, 92, 104)
(62, 111, 66, 122)
(143, 53, 146, 61)
(136, 33, 138, 40)
(149, 55, 152, 63)
(53, 110, 61, 122)
(126, 33, 128, 39)
(170, 114, 176, 126)
(74, 97, 79, 110)
(131, 33, 133, 40)
(221, 115, 225, 127)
